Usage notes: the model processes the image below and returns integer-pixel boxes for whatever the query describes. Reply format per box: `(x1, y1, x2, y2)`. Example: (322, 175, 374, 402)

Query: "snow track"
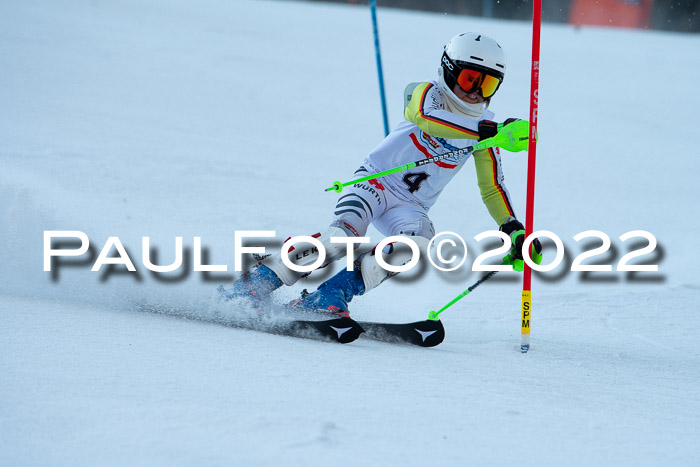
(1, 0, 699, 465)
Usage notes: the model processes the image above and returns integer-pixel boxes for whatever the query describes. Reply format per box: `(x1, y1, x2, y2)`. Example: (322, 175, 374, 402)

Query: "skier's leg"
(221, 224, 365, 302)
(223, 170, 384, 301)
(293, 195, 434, 315)
(358, 204, 435, 293)
(291, 234, 430, 316)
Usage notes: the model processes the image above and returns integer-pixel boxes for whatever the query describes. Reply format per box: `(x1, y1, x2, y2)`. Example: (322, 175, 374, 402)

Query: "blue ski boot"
(218, 264, 283, 303)
(289, 268, 365, 318)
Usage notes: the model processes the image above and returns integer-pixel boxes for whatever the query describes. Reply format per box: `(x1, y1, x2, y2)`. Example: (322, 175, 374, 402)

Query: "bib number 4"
(402, 172, 429, 193)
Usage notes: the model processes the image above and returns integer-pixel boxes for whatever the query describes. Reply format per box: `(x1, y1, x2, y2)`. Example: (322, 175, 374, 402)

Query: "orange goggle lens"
(456, 69, 502, 98)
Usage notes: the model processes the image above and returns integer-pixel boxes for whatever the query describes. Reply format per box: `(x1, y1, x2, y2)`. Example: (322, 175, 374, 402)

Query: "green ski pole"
(427, 271, 499, 321)
(325, 119, 531, 193)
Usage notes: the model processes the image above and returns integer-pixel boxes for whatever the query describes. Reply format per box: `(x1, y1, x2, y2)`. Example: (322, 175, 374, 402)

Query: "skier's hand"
(478, 118, 520, 140)
(499, 217, 543, 272)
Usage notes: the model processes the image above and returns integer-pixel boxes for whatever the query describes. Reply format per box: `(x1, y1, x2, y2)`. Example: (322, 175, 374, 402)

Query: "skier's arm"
(473, 147, 516, 225)
(404, 82, 481, 139)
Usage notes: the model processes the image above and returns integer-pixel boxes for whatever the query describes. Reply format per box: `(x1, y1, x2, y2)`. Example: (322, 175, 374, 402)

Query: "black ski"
(216, 285, 443, 346)
(357, 319, 445, 347)
(267, 317, 365, 344)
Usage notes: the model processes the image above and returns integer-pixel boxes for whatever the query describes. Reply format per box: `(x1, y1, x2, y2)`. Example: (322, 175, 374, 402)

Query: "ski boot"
(289, 268, 365, 318)
(218, 264, 283, 304)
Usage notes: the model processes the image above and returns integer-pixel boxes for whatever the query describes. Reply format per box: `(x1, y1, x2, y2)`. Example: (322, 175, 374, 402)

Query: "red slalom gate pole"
(521, 0, 542, 353)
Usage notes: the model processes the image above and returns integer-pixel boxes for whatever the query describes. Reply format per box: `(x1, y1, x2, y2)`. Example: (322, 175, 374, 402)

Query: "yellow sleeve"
(404, 82, 481, 140)
(473, 147, 516, 226)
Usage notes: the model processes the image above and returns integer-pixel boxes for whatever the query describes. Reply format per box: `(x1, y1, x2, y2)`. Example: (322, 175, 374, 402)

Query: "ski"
(276, 300, 445, 347)
(217, 285, 442, 346)
(356, 319, 445, 347)
(268, 316, 364, 344)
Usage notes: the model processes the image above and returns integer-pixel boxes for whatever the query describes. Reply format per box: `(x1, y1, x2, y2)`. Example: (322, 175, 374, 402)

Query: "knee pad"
(359, 235, 430, 292)
(263, 226, 350, 286)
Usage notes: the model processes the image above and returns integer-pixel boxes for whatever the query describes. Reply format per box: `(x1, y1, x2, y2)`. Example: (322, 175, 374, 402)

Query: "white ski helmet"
(437, 32, 506, 118)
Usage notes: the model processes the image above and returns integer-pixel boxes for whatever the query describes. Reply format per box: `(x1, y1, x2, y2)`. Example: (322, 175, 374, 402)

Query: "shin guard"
(359, 236, 430, 292)
(263, 226, 351, 286)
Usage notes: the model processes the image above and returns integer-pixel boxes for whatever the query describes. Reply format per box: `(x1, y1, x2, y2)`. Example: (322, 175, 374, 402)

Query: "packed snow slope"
(1, 0, 699, 466)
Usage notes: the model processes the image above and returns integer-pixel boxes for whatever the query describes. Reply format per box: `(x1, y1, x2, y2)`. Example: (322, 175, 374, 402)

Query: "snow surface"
(1, 0, 700, 465)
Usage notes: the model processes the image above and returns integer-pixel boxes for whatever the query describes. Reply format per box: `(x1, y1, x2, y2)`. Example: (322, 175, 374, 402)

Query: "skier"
(222, 32, 542, 316)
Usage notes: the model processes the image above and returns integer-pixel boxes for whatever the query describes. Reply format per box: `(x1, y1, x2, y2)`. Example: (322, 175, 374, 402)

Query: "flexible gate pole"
(522, 0, 542, 353)
(369, 0, 389, 136)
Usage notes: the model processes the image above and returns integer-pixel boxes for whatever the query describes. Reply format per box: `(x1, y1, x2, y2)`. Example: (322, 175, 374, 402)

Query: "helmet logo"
(442, 55, 454, 71)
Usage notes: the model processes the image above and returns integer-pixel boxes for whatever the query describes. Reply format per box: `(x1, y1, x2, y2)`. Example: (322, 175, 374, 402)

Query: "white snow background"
(1, 0, 699, 465)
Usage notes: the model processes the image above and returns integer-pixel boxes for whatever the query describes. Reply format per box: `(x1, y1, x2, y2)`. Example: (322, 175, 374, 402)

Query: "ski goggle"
(454, 68, 502, 98)
(442, 53, 503, 98)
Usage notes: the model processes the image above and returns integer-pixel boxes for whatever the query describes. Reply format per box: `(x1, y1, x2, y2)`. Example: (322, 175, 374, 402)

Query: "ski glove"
(499, 217, 543, 272)
(478, 118, 520, 141)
